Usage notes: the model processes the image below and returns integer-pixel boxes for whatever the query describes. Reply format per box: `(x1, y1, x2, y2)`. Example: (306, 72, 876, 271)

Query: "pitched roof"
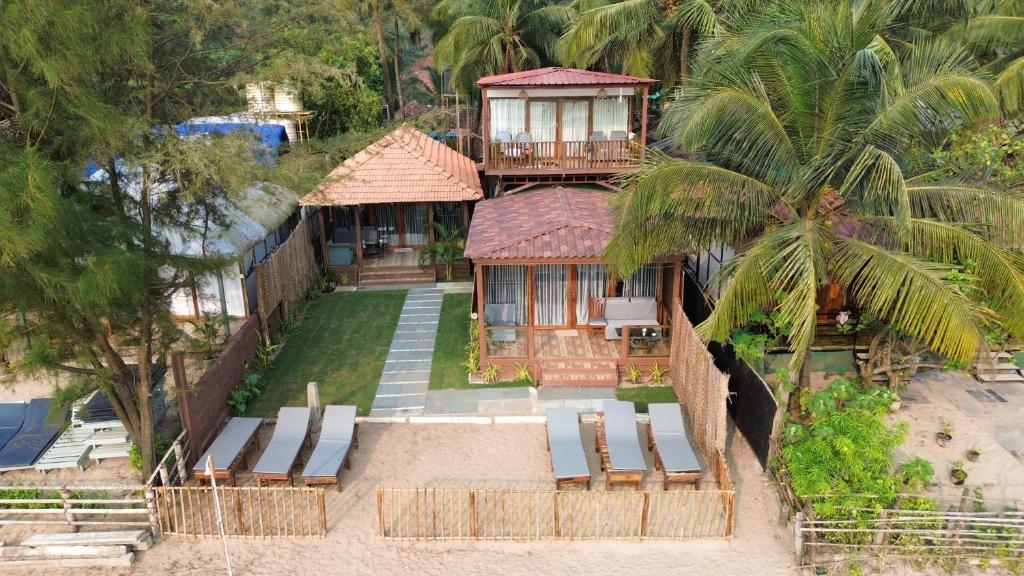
(464, 187, 614, 260)
(299, 126, 483, 206)
(477, 67, 657, 88)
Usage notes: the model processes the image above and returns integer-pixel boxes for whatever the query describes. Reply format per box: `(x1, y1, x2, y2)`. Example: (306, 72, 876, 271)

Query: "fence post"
(553, 491, 561, 538)
(640, 492, 651, 539)
(145, 486, 160, 536)
(159, 462, 170, 487)
(307, 382, 321, 423)
(318, 488, 327, 538)
(173, 438, 187, 483)
(60, 486, 79, 532)
(377, 489, 384, 538)
(793, 511, 805, 565)
(469, 491, 478, 538)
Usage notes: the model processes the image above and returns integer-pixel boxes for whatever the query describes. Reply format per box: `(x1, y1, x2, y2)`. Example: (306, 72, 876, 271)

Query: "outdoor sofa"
(588, 297, 659, 340)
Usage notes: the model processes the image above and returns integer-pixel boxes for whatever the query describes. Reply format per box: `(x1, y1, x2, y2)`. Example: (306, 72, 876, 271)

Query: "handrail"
(486, 139, 642, 171)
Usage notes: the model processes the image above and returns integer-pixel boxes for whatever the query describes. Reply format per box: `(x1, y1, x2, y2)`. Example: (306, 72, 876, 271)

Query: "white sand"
(134, 423, 797, 576)
(2, 423, 799, 575)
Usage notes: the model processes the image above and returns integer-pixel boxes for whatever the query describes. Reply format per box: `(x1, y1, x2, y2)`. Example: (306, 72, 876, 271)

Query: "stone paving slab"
(370, 288, 444, 417)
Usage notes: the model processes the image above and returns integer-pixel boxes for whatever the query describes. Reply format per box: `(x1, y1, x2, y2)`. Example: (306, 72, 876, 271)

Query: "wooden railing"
(377, 484, 734, 541)
(0, 485, 152, 530)
(486, 139, 642, 172)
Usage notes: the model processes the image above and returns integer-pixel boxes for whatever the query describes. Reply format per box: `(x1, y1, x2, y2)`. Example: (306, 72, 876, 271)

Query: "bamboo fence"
(155, 486, 326, 539)
(378, 484, 734, 541)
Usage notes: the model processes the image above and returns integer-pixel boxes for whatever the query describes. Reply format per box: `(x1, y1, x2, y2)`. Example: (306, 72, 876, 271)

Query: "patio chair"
(608, 130, 629, 162)
(192, 417, 262, 486)
(646, 403, 703, 490)
(252, 407, 312, 487)
(333, 226, 357, 244)
(361, 226, 380, 257)
(484, 303, 520, 348)
(588, 131, 609, 163)
(545, 407, 591, 490)
(596, 400, 647, 490)
(302, 405, 358, 492)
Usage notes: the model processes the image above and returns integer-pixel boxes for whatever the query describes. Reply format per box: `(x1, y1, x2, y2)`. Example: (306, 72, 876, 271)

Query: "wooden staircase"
(359, 265, 435, 286)
(976, 351, 1024, 384)
(539, 359, 618, 388)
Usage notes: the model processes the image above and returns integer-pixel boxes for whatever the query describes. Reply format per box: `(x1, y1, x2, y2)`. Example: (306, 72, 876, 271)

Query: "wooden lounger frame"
(253, 434, 314, 487)
(645, 422, 702, 490)
(302, 424, 359, 492)
(543, 422, 591, 491)
(595, 417, 643, 490)
(194, 432, 261, 487)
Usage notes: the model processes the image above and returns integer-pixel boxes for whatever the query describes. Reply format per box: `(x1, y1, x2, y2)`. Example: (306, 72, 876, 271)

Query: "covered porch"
(299, 126, 483, 285)
(464, 186, 683, 385)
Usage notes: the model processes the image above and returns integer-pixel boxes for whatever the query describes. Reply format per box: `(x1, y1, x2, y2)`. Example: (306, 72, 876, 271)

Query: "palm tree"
(433, 0, 570, 94)
(604, 0, 1024, 406)
(558, 0, 750, 85)
(420, 222, 468, 281)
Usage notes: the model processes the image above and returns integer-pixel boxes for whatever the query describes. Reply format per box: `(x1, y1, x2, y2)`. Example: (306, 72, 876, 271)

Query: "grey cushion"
(603, 297, 659, 339)
(602, 400, 647, 471)
(302, 405, 356, 479)
(253, 407, 311, 475)
(546, 408, 590, 480)
(648, 403, 702, 474)
(193, 417, 262, 473)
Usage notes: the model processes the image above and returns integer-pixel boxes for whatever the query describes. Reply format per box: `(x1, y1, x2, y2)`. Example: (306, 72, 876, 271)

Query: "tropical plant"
(605, 0, 1021, 414)
(558, 0, 748, 85)
(647, 361, 669, 384)
(513, 361, 535, 384)
(186, 312, 228, 359)
(626, 363, 643, 383)
(419, 222, 467, 281)
(482, 363, 501, 384)
(433, 0, 570, 93)
(226, 372, 264, 416)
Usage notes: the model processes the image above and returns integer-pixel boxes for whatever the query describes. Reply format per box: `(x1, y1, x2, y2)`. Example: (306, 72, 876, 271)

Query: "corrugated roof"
(477, 67, 657, 87)
(299, 126, 483, 206)
(464, 187, 614, 260)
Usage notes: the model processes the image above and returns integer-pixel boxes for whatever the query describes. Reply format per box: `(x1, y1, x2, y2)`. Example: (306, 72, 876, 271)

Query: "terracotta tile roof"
(477, 67, 657, 87)
(299, 126, 483, 206)
(464, 187, 615, 260)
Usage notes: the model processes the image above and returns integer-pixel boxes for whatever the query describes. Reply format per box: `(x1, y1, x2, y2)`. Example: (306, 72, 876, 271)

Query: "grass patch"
(430, 293, 473, 390)
(247, 290, 407, 416)
(616, 386, 678, 413)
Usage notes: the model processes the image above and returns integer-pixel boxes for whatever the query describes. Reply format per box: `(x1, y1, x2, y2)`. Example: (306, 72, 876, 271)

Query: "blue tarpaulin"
(173, 122, 287, 156)
(0, 398, 61, 470)
(0, 403, 27, 453)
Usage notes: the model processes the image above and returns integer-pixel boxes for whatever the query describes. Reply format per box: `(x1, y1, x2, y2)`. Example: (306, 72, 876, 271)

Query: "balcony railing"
(486, 139, 642, 172)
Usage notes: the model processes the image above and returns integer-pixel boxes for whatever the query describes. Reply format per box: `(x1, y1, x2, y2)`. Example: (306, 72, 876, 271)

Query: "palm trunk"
(788, 350, 812, 419)
(393, 18, 404, 111)
(680, 25, 691, 86)
(373, 4, 395, 110)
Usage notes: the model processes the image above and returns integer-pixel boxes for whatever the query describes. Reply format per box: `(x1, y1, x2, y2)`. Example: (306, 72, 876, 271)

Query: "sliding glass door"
(534, 264, 568, 325)
(575, 264, 608, 324)
(402, 203, 428, 245)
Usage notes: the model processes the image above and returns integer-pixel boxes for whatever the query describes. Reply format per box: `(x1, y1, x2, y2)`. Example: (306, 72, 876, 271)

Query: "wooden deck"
(363, 248, 424, 268)
(536, 329, 618, 358)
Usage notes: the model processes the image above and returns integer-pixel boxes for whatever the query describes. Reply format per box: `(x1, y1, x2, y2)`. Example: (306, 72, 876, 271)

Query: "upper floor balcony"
(477, 68, 657, 176)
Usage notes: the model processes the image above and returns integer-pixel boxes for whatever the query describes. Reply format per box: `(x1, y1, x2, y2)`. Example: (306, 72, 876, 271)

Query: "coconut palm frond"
(906, 181, 1024, 236)
(994, 55, 1024, 114)
(831, 237, 988, 362)
(558, 0, 662, 70)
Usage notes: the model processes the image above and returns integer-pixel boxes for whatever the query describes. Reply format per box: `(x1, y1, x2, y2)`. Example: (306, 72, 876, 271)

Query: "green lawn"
(616, 386, 679, 413)
(429, 292, 532, 390)
(247, 290, 407, 416)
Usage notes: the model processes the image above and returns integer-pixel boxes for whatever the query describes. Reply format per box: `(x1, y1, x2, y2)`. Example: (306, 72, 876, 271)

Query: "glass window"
(489, 99, 525, 140)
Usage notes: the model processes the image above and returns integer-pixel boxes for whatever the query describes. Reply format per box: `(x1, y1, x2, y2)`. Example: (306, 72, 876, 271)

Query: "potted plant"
(936, 419, 953, 447)
(966, 444, 981, 463)
(950, 460, 968, 485)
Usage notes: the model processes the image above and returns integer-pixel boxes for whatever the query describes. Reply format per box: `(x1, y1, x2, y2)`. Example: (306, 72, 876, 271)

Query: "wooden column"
(354, 205, 364, 267)
(475, 263, 487, 364)
(317, 207, 329, 271)
(426, 203, 435, 244)
(461, 201, 470, 230)
(481, 87, 490, 167)
(567, 264, 577, 328)
(673, 259, 683, 312)
(639, 86, 649, 152)
(527, 265, 535, 358)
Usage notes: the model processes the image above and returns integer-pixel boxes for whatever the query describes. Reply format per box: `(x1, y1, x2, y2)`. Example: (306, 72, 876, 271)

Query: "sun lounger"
(0, 398, 61, 472)
(647, 403, 703, 489)
(302, 405, 358, 491)
(596, 400, 647, 490)
(0, 402, 27, 453)
(545, 407, 591, 490)
(192, 417, 262, 485)
(253, 407, 312, 486)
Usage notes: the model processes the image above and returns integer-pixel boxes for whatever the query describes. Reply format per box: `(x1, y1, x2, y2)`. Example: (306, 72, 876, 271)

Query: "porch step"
(359, 266, 436, 286)
(539, 360, 618, 388)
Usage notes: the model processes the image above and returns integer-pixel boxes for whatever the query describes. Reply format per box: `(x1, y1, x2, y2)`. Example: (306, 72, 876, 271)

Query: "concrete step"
(539, 360, 618, 388)
(977, 373, 1024, 383)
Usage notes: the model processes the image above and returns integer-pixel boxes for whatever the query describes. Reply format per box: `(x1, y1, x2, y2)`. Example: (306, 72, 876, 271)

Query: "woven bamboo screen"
(255, 217, 317, 335)
(669, 302, 730, 461)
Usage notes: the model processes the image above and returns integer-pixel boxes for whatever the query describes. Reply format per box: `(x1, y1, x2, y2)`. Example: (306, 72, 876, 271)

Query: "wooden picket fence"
(155, 486, 326, 538)
(377, 486, 734, 541)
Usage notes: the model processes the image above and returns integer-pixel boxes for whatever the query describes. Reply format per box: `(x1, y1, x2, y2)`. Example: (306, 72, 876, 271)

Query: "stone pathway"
(369, 287, 443, 417)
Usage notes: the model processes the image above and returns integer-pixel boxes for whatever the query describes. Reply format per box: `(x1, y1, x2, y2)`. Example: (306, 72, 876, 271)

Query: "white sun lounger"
(253, 407, 312, 486)
(545, 407, 591, 490)
(192, 417, 262, 485)
(302, 405, 358, 491)
(647, 403, 703, 489)
(597, 400, 647, 489)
